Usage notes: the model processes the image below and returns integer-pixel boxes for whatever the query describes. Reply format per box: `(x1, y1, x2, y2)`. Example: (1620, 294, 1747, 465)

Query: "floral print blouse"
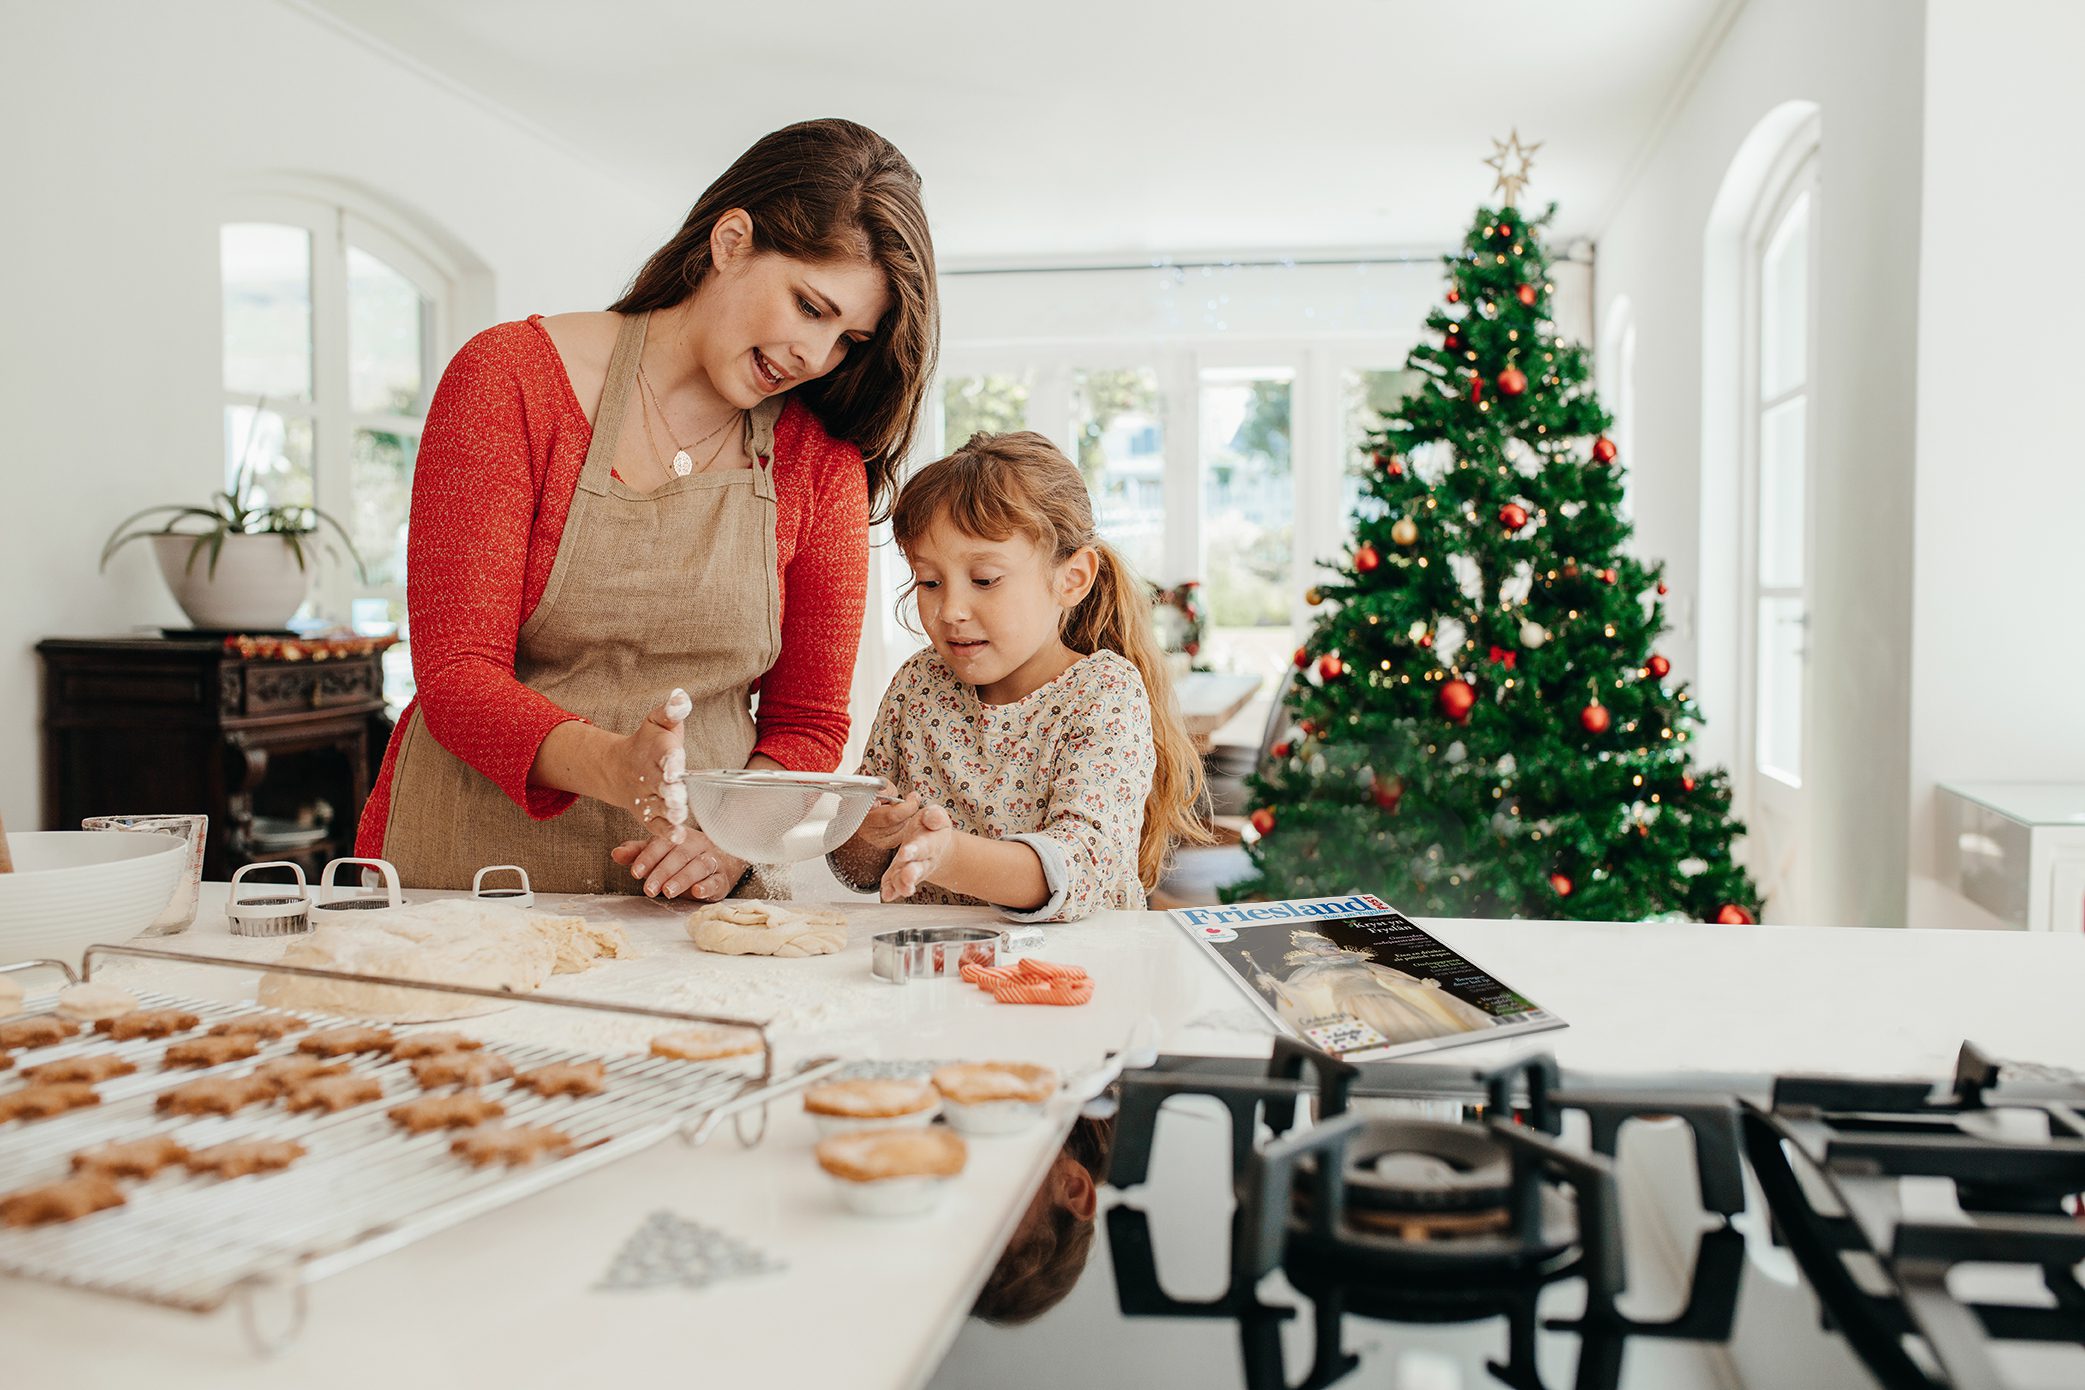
(836, 647, 1156, 921)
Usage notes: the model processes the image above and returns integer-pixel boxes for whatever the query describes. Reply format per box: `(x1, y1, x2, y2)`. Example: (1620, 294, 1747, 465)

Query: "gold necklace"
(637, 364, 739, 477)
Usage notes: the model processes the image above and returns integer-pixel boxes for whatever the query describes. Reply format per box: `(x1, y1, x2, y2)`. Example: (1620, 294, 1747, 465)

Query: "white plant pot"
(149, 530, 313, 631)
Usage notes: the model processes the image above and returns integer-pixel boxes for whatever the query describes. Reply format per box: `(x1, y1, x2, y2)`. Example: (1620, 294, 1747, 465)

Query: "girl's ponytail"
(1062, 542, 1212, 887)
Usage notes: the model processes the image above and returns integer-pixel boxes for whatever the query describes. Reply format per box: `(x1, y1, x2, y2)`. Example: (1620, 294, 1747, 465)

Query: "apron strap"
(746, 397, 784, 502)
(578, 311, 650, 497)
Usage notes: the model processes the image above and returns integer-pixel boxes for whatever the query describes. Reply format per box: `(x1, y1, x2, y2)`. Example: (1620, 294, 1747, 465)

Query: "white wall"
(0, 0, 676, 832)
(1594, 0, 1927, 927)
(1904, 0, 2085, 929)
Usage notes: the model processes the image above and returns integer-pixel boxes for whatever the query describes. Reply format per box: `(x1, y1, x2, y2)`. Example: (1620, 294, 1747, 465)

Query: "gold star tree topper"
(1486, 129, 1543, 207)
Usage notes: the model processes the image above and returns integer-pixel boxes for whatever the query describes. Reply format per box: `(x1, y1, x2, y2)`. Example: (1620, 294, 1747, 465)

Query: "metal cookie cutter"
(471, 864, 534, 908)
(226, 860, 312, 937)
(312, 857, 403, 917)
(870, 926, 1002, 985)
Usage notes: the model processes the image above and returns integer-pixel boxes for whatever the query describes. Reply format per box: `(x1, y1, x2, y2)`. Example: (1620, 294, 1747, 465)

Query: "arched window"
(219, 189, 482, 708)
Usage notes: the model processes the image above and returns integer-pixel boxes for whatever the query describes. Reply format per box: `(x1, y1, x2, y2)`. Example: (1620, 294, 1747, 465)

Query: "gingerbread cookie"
(297, 1026, 397, 1057)
(0, 1173, 126, 1227)
(411, 1051, 515, 1089)
(72, 1134, 191, 1179)
(0, 1052, 11, 1072)
(512, 1061, 607, 1099)
(157, 1074, 275, 1117)
(649, 1025, 763, 1062)
(280, 1073, 384, 1114)
(252, 1056, 349, 1090)
(449, 1123, 573, 1168)
(390, 1031, 484, 1060)
(388, 1093, 507, 1134)
(0, 1083, 100, 1124)
(0, 1016, 81, 1050)
(22, 1054, 137, 1085)
(814, 1127, 969, 1184)
(53, 981, 140, 1022)
(208, 1012, 309, 1040)
(98, 1008, 201, 1042)
(163, 1034, 263, 1069)
(184, 1138, 308, 1179)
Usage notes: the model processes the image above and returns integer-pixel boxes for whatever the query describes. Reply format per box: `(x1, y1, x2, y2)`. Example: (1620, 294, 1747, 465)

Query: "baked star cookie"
(450, 1123, 573, 1168)
(163, 1034, 263, 1069)
(281, 1073, 385, 1114)
(252, 1056, 349, 1091)
(649, 1025, 763, 1062)
(0, 1173, 126, 1227)
(184, 1139, 308, 1179)
(390, 1031, 483, 1061)
(207, 1012, 309, 1041)
(0, 1016, 81, 1050)
(685, 900, 848, 958)
(297, 1026, 397, 1057)
(388, 1092, 507, 1134)
(411, 1051, 515, 1089)
(22, 1054, 137, 1085)
(0, 1083, 101, 1124)
(72, 1134, 191, 1179)
(98, 1008, 201, 1041)
(512, 1061, 607, 1098)
(53, 981, 139, 1022)
(157, 1074, 275, 1117)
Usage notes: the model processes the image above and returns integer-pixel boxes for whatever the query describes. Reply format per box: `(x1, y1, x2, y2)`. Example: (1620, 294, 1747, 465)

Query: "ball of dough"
(686, 902, 847, 959)
(55, 981, 140, 1021)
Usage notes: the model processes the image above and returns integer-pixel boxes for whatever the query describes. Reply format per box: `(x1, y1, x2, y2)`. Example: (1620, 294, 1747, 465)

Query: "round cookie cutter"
(311, 857, 403, 916)
(869, 927, 1002, 985)
(226, 860, 312, 937)
(471, 865, 534, 909)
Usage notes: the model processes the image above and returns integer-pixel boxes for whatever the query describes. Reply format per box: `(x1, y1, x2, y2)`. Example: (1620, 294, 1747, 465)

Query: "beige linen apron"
(382, 311, 785, 894)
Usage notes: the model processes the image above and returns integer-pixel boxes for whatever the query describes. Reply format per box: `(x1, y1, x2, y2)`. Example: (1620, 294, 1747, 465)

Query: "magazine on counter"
(1169, 894, 1566, 1062)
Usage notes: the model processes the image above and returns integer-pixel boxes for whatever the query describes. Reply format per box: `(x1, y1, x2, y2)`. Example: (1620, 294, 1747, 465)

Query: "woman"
(355, 118, 938, 901)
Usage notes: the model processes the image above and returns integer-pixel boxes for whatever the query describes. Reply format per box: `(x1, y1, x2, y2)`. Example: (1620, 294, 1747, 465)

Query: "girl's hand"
(852, 785, 922, 850)
(610, 831, 745, 901)
(605, 690, 694, 843)
(881, 802, 955, 901)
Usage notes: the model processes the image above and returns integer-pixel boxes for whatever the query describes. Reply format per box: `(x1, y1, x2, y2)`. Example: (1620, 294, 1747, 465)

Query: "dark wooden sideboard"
(38, 636, 392, 879)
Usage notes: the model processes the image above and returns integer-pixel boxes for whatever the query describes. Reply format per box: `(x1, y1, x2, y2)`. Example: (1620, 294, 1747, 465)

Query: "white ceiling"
(298, 0, 1732, 265)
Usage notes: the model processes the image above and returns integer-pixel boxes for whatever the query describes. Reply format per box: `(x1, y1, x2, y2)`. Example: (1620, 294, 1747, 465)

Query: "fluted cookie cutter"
(869, 926, 1002, 985)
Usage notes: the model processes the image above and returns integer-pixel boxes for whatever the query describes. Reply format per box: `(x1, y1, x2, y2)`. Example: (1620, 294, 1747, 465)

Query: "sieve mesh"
(678, 771, 889, 863)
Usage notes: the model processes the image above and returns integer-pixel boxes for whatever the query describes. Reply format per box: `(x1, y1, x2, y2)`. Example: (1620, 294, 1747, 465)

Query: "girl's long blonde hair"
(891, 431, 1210, 888)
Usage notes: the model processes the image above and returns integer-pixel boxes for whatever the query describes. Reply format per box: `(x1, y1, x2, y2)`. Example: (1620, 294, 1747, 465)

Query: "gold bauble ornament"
(1305, 586, 1324, 607)
(1390, 517, 1419, 547)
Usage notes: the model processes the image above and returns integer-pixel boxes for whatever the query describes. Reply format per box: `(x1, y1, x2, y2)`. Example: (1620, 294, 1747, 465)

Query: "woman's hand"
(602, 689, 694, 843)
(851, 784, 921, 850)
(610, 831, 746, 901)
(881, 802, 955, 902)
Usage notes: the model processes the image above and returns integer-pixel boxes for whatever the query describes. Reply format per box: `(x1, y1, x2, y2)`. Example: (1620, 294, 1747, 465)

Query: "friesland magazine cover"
(1169, 894, 1565, 1061)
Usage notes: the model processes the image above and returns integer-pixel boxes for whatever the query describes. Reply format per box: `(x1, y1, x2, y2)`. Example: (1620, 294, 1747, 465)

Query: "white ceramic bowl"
(940, 1096, 1048, 1137)
(808, 1103, 940, 1140)
(0, 830, 188, 967)
(826, 1171, 954, 1217)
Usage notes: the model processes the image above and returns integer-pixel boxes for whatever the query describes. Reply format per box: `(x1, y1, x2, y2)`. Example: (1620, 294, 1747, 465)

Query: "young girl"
(829, 431, 1206, 920)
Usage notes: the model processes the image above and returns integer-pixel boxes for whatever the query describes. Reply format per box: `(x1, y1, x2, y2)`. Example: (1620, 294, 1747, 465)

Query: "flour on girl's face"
(902, 516, 1097, 706)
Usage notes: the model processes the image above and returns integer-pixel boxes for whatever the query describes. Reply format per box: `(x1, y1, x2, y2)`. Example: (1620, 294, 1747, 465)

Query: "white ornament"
(1408, 620, 1430, 642)
(1520, 620, 1547, 648)
(1496, 753, 1517, 776)
(1679, 857, 1707, 878)
(1445, 741, 1467, 765)
(1560, 500, 1583, 519)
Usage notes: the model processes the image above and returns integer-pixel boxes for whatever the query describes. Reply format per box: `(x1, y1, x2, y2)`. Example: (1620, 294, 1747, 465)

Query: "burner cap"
(1300, 1118, 1512, 1214)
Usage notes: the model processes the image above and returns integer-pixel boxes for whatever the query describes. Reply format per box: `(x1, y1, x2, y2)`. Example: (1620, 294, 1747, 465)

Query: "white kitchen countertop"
(3, 886, 2082, 1388)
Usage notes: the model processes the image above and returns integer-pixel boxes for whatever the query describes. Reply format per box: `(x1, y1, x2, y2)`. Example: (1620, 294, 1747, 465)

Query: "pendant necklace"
(638, 364, 738, 477)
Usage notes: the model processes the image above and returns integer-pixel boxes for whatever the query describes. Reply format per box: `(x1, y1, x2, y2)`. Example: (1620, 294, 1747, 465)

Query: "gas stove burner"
(1322, 1118, 1512, 1213)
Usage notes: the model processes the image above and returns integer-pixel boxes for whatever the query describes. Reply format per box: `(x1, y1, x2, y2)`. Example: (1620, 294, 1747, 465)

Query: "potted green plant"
(101, 454, 366, 632)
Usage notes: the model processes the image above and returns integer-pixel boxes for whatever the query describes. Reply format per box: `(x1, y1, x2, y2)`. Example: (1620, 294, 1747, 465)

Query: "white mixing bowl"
(1, 830, 189, 968)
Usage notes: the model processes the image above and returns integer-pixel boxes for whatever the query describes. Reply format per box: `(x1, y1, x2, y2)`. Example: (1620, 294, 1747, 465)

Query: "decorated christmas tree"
(1231, 135, 1763, 925)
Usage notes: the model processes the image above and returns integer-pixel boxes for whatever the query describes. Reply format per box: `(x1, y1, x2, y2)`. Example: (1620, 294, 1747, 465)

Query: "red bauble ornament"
(1439, 679, 1478, 723)
(1250, 807, 1277, 836)
(1561, 560, 1580, 580)
(1592, 435, 1619, 464)
(1498, 221, 1513, 238)
(1549, 872, 1573, 897)
(1469, 375, 1484, 403)
(1444, 330, 1464, 353)
(1516, 283, 1538, 307)
(1579, 701, 1610, 734)
(1317, 654, 1344, 681)
(1646, 654, 1671, 679)
(1383, 454, 1405, 476)
(1293, 646, 1311, 670)
(1446, 288, 1461, 304)
(1656, 581, 1669, 595)
(1299, 719, 1319, 737)
(1418, 633, 1434, 649)
(1371, 776, 1404, 811)
(1497, 367, 1528, 397)
(1714, 903, 1755, 926)
(1271, 740, 1292, 760)
(1601, 568, 1618, 585)
(1681, 774, 1697, 793)
(1355, 542, 1381, 572)
(1499, 502, 1529, 530)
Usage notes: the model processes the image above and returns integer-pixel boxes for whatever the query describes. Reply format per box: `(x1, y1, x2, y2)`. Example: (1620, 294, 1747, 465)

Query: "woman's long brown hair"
(609, 118, 938, 520)
(892, 432, 1211, 888)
